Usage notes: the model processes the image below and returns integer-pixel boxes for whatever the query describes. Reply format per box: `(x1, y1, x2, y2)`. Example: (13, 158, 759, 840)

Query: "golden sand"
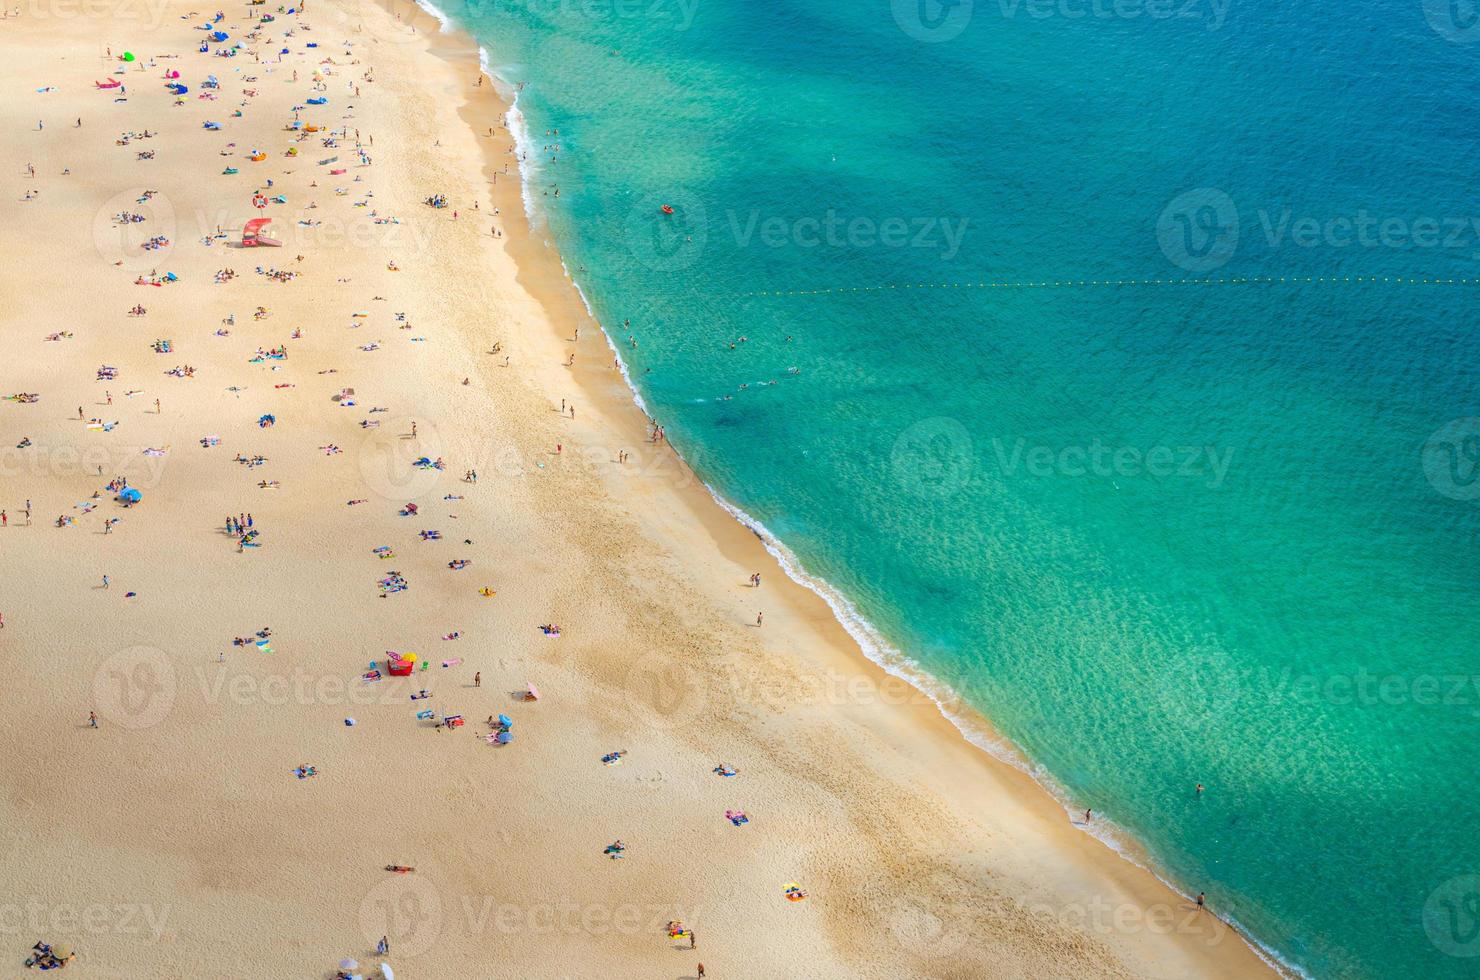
(0, 1, 1277, 975)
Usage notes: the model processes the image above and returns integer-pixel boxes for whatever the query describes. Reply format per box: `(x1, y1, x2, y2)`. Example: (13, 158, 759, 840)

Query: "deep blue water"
(420, 1, 1480, 975)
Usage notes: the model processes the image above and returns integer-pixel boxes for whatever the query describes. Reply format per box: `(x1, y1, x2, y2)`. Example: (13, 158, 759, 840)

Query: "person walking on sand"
(1, 510, 7, 527)
(474, 671, 481, 688)
(377, 936, 389, 955)
(697, 965, 704, 979)
(154, 398, 160, 414)
(690, 929, 697, 950)
(756, 612, 763, 627)
(102, 574, 110, 590)
(1196, 892, 1205, 912)
(89, 711, 98, 728)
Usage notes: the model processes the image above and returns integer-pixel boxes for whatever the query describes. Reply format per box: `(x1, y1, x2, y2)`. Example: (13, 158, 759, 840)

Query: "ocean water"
(419, 1, 1480, 975)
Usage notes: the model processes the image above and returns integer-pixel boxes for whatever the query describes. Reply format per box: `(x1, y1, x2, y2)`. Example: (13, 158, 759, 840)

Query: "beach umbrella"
(119, 487, 142, 503)
(340, 958, 358, 971)
(497, 713, 512, 728)
(380, 964, 395, 980)
(122, 51, 135, 61)
(525, 683, 540, 701)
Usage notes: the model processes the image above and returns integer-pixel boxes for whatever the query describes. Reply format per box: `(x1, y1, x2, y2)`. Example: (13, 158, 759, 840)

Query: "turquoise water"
(425, 1, 1480, 975)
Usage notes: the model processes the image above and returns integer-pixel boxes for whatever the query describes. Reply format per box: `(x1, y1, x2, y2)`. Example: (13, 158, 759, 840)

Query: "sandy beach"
(0, 1, 1280, 976)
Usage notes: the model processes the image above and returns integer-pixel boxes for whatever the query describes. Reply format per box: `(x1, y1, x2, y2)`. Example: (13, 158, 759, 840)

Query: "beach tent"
(210, 31, 229, 42)
(241, 217, 281, 247)
(119, 487, 142, 503)
(122, 51, 136, 61)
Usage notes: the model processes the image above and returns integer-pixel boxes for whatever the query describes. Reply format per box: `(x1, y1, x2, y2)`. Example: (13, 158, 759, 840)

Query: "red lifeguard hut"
(241, 217, 282, 247)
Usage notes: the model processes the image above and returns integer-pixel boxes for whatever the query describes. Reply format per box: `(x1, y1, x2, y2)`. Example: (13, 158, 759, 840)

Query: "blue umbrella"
(497, 714, 512, 728)
(119, 487, 142, 503)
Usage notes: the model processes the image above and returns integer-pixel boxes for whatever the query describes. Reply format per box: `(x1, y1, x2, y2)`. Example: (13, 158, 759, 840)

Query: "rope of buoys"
(732, 275, 1480, 299)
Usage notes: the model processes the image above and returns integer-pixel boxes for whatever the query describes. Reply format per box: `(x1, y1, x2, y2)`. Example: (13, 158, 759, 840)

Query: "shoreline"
(0, 0, 1286, 974)
(389, 1, 1293, 975)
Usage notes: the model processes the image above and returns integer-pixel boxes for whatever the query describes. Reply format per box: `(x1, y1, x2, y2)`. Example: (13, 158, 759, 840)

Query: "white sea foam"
(401, 9, 1308, 976)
